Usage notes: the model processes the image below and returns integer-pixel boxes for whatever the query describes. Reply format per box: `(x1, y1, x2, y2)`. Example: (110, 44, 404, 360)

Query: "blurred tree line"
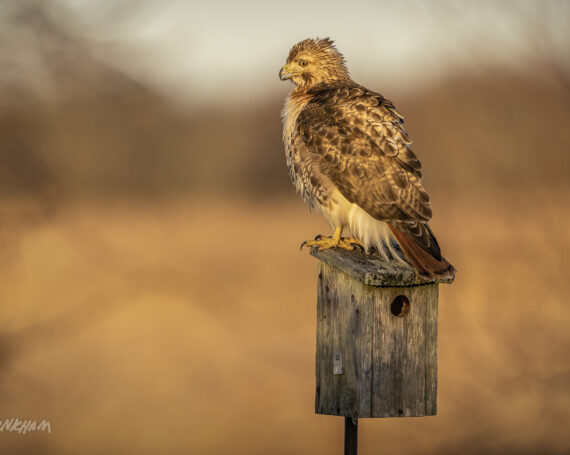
(1, 0, 569, 210)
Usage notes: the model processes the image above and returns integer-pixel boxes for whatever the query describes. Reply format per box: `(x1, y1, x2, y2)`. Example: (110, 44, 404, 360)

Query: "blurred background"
(1, 0, 569, 453)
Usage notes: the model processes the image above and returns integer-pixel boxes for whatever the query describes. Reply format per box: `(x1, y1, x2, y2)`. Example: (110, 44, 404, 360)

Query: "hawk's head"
(279, 38, 351, 88)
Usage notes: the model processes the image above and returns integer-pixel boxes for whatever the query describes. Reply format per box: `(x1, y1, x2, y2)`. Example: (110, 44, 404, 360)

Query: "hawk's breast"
(281, 90, 406, 263)
(282, 92, 326, 210)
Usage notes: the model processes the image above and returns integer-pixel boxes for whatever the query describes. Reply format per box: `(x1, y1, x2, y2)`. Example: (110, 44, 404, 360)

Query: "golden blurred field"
(1, 1, 570, 453)
(0, 187, 569, 454)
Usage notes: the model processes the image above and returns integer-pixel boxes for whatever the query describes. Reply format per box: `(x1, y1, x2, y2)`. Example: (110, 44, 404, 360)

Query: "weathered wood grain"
(310, 247, 455, 287)
(315, 261, 439, 418)
(372, 284, 437, 417)
(424, 285, 438, 416)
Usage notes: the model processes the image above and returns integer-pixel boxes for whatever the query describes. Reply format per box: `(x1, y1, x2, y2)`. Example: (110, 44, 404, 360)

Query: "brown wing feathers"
(298, 83, 455, 278)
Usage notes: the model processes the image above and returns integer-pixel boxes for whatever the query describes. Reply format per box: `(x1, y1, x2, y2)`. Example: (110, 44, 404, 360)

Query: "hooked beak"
(279, 65, 293, 81)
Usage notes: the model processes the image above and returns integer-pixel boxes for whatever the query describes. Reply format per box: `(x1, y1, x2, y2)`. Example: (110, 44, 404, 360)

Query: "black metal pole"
(344, 417, 358, 455)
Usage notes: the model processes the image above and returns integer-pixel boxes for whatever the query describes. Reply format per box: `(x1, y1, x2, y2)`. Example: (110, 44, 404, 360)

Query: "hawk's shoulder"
(293, 82, 432, 226)
(297, 83, 422, 178)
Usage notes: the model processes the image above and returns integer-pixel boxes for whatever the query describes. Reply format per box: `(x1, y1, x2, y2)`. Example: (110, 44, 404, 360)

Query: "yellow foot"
(300, 235, 364, 252)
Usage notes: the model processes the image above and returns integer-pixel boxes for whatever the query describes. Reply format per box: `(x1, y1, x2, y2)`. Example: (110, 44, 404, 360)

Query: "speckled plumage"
(280, 38, 454, 278)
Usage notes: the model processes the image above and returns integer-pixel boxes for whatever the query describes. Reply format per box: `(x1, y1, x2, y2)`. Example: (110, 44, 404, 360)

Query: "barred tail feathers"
(387, 223, 455, 280)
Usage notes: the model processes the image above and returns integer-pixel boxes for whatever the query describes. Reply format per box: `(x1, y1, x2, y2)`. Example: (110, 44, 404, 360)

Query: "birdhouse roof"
(310, 247, 455, 287)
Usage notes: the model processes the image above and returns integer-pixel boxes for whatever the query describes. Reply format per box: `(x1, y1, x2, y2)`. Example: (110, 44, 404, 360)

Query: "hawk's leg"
(301, 226, 364, 251)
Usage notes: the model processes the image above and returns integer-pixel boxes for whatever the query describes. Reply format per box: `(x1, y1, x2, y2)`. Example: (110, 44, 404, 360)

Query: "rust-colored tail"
(388, 224, 455, 280)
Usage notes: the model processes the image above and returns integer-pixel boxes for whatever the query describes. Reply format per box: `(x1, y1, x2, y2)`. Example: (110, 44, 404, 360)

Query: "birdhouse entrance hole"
(390, 295, 410, 317)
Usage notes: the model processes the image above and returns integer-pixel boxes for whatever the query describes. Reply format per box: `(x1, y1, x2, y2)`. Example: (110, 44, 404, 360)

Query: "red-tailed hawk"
(279, 38, 455, 279)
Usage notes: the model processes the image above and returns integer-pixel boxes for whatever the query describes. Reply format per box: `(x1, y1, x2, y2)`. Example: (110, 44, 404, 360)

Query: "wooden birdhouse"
(311, 247, 454, 421)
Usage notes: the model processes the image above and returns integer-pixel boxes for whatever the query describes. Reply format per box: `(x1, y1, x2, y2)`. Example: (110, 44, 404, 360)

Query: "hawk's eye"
(299, 60, 309, 67)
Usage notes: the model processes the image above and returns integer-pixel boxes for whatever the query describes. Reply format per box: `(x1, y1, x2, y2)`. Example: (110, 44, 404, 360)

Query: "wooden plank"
(316, 262, 373, 417)
(315, 262, 335, 415)
(372, 284, 437, 417)
(402, 285, 428, 416)
(353, 281, 374, 418)
(310, 247, 454, 287)
(424, 285, 438, 416)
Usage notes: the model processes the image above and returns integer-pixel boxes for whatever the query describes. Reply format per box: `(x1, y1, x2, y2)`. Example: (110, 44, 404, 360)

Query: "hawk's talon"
(345, 237, 365, 251)
(300, 233, 364, 252)
(350, 242, 365, 252)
